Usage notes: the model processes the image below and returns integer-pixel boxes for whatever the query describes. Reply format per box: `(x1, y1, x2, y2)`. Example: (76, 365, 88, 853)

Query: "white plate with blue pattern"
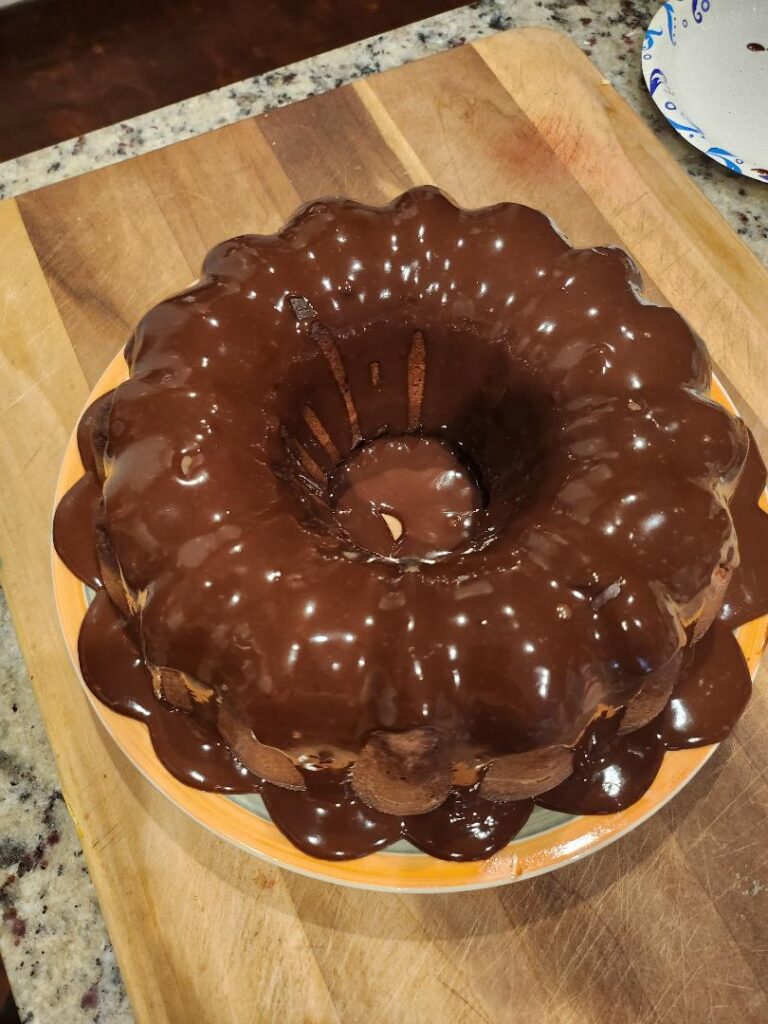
(642, 1, 768, 183)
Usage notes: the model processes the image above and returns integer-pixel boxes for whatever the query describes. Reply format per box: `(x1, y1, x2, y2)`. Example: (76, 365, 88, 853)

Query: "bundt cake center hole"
(330, 435, 483, 562)
(272, 318, 556, 559)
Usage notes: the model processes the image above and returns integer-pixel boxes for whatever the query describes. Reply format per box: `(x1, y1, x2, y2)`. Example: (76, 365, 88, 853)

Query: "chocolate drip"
(719, 431, 768, 627)
(263, 769, 401, 860)
(53, 189, 768, 861)
(78, 589, 154, 721)
(403, 786, 534, 862)
(77, 390, 114, 477)
(536, 716, 665, 815)
(53, 472, 103, 589)
(663, 620, 752, 748)
(148, 705, 252, 793)
(79, 590, 253, 791)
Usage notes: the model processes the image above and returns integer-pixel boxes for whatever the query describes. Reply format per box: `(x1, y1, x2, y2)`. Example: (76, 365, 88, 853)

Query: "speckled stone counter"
(0, 1, 765, 1020)
(0, 590, 131, 1023)
(0, 0, 766, 261)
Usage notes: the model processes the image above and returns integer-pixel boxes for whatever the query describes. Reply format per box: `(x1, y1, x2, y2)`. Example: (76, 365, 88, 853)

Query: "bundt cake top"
(93, 186, 745, 764)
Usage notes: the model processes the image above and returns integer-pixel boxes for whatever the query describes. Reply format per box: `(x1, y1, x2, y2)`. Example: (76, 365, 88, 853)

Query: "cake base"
(52, 350, 768, 891)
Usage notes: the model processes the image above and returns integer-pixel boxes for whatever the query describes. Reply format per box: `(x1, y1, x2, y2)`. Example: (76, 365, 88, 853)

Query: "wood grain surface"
(1, 28, 768, 1023)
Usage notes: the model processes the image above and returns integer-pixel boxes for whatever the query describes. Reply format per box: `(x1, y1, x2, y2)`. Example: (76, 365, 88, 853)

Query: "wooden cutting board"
(2, 28, 768, 1024)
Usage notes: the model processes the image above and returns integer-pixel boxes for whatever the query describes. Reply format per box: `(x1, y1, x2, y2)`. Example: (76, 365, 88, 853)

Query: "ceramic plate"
(642, 1, 768, 182)
(52, 353, 768, 892)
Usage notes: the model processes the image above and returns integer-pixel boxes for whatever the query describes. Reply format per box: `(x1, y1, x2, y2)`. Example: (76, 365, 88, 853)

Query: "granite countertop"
(0, 1, 765, 1020)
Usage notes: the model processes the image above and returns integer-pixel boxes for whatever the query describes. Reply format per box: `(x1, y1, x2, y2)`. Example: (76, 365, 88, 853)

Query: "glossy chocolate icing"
(537, 715, 665, 815)
(331, 435, 482, 560)
(662, 619, 752, 749)
(53, 188, 768, 861)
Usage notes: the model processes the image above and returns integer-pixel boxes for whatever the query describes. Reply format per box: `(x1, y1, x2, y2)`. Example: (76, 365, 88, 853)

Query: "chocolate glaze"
(263, 769, 402, 860)
(53, 473, 103, 589)
(537, 715, 665, 815)
(79, 589, 252, 791)
(662, 619, 752, 749)
(331, 435, 482, 560)
(402, 786, 534, 862)
(719, 434, 768, 627)
(78, 588, 153, 721)
(53, 188, 768, 861)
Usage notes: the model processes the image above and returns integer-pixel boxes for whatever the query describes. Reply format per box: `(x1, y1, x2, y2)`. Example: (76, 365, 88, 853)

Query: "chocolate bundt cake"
(54, 187, 768, 862)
